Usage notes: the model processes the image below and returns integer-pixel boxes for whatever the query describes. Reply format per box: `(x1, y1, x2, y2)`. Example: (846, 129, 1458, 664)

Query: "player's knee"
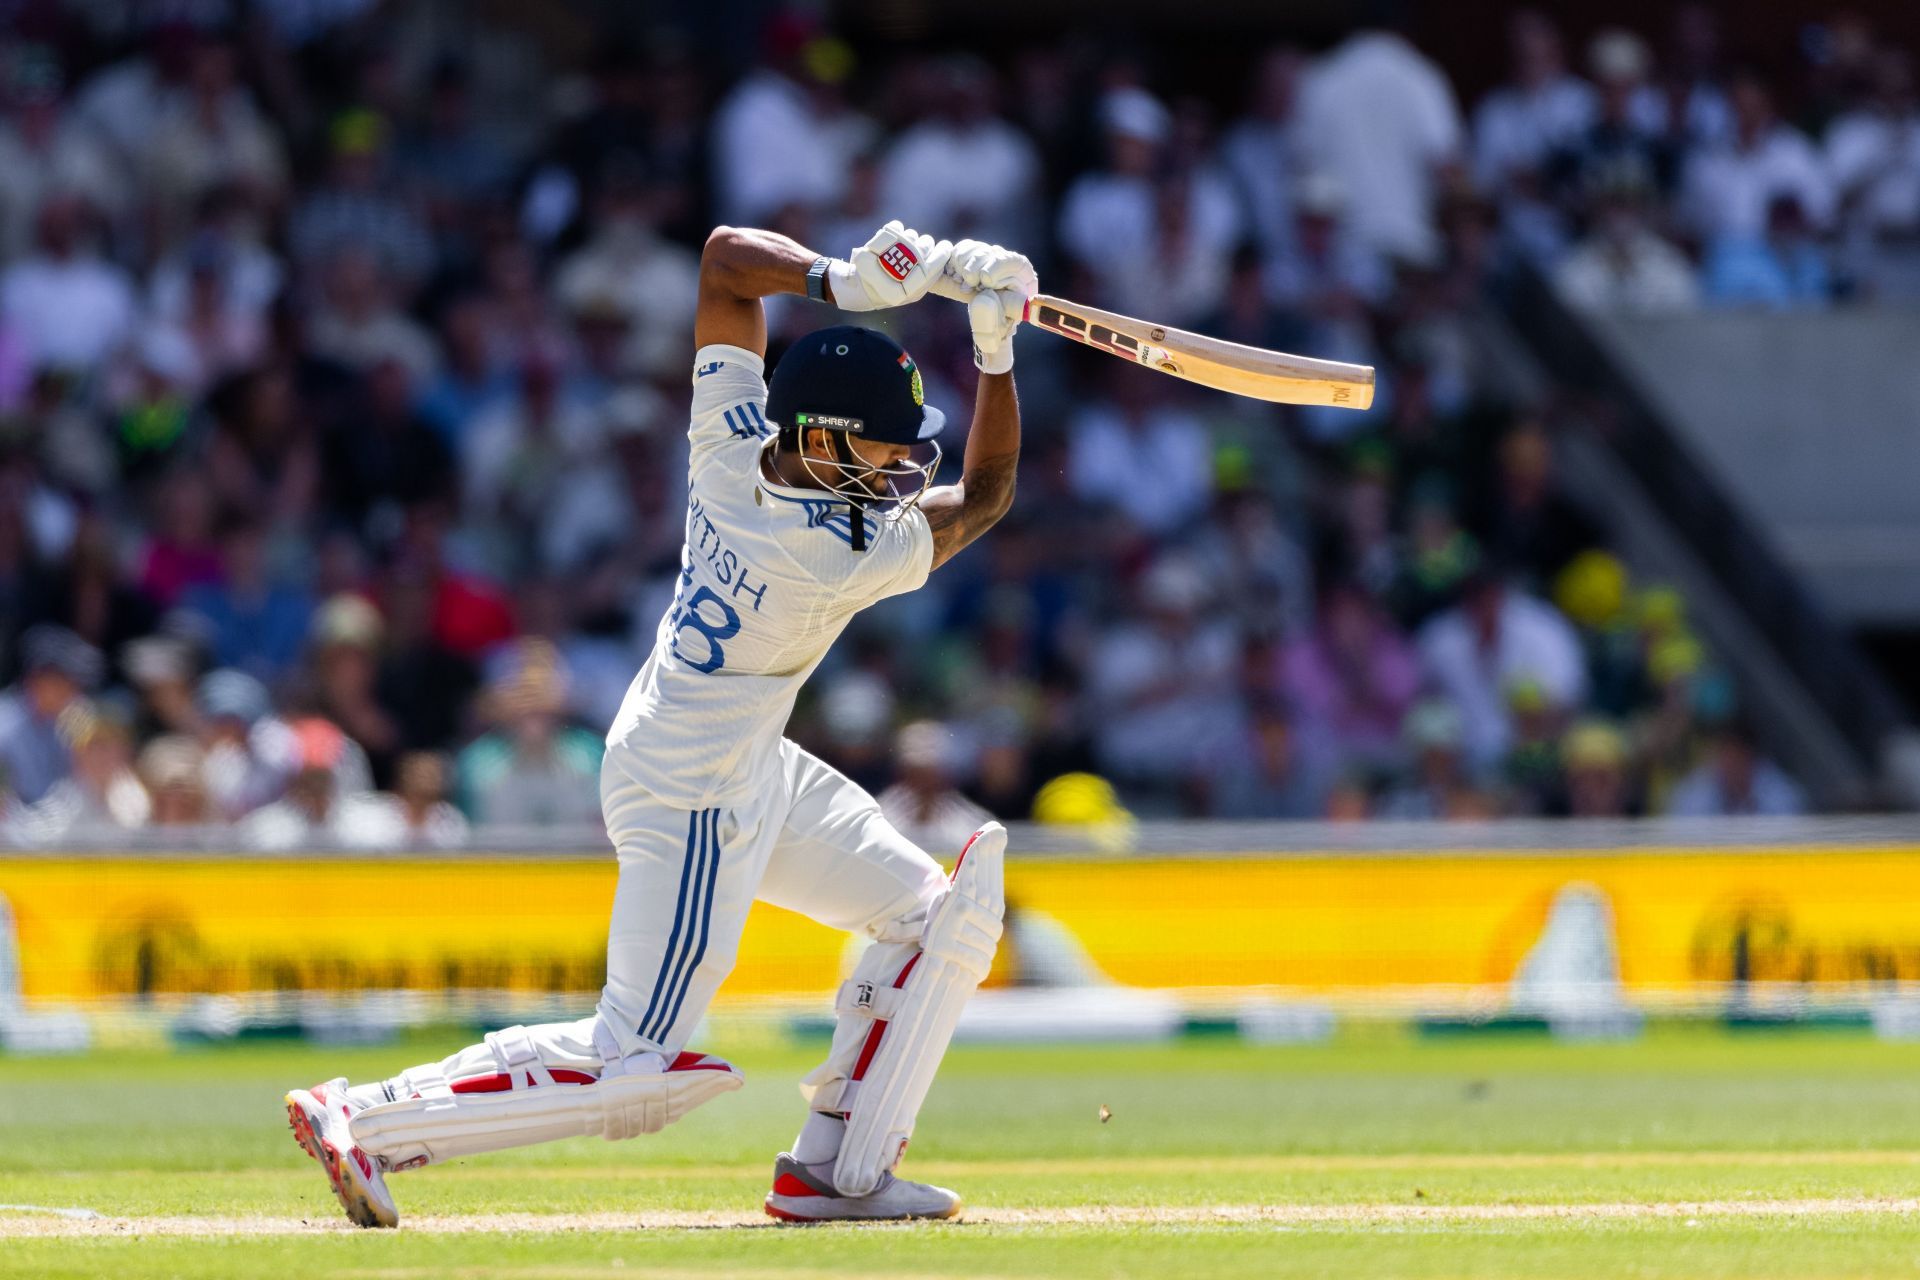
(862, 873, 945, 945)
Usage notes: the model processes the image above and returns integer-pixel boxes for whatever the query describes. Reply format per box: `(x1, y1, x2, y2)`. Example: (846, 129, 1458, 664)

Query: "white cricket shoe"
(285, 1077, 399, 1228)
(763, 1152, 962, 1222)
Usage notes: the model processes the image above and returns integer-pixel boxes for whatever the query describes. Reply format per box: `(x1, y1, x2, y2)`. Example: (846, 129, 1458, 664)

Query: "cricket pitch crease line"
(7, 1199, 1920, 1237)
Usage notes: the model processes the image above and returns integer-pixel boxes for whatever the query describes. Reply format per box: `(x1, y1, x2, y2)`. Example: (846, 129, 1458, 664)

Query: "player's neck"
(763, 442, 830, 492)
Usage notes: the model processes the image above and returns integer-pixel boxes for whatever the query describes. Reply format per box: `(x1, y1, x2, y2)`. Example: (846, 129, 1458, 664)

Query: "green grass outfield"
(6, 1024, 1920, 1277)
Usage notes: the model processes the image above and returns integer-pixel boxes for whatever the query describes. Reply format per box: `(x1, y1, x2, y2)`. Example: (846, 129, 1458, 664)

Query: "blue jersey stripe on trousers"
(649, 808, 719, 1041)
(654, 808, 723, 1039)
(636, 809, 705, 1042)
(642, 809, 719, 1043)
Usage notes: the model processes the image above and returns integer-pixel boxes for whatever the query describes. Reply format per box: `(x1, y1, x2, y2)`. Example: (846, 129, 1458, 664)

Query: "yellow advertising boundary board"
(4, 846, 1920, 1002)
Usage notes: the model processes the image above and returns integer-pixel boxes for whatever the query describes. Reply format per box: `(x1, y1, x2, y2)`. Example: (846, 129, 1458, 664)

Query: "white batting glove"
(936, 241, 1033, 373)
(946, 239, 1039, 298)
(968, 288, 1024, 374)
(829, 220, 955, 311)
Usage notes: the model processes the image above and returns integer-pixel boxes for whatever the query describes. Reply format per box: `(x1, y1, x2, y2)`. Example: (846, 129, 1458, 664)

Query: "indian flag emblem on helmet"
(899, 352, 924, 406)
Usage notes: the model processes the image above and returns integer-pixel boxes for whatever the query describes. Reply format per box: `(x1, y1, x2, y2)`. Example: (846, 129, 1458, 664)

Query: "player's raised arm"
(695, 221, 956, 357)
(921, 242, 1036, 571)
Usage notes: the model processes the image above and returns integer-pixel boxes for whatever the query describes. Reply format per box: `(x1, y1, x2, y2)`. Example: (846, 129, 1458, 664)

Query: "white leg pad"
(832, 823, 1005, 1197)
(349, 1059, 742, 1167)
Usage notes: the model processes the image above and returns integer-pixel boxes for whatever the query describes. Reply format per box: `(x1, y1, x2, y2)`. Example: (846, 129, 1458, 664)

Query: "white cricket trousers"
(380, 739, 948, 1094)
(597, 739, 947, 1058)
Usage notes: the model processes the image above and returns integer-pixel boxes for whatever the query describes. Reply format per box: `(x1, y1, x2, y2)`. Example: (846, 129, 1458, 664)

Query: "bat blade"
(1022, 294, 1374, 411)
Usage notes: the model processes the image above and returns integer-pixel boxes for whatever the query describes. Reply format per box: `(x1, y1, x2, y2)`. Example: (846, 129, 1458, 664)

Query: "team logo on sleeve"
(878, 240, 918, 281)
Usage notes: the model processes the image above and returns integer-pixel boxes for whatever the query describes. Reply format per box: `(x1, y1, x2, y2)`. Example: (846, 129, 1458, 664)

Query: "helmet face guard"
(796, 432, 944, 516)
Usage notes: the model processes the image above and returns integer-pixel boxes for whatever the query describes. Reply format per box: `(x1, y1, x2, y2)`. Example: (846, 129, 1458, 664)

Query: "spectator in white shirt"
(20, 700, 150, 837)
(1473, 11, 1597, 196)
(553, 168, 699, 380)
(152, 233, 270, 385)
(711, 21, 872, 224)
(1680, 72, 1834, 242)
(1057, 88, 1242, 323)
(1066, 368, 1214, 535)
(0, 193, 137, 374)
(349, 751, 471, 849)
(0, 48, 129, 261)
(143, 34, 287, 250)
(1298, 26, 1464, 266)
(196, 668, 293, 821)
(147, 186, 284, 336)
(1418, 570, 1589, 769)
(71, 21, 198, 166)
(306, 246, 438, 382)
(1825, 50, 1920, 239)
(878, 57, 1039, 246)
(1266, 170, 1391, 312)
(1554, 163, 1700, 313)
(242, 753, 404, 849)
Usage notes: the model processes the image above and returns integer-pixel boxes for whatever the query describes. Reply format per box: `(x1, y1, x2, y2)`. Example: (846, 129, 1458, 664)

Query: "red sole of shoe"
(285, 1096, 324, 1165)
(285, 1093, 390, 1229)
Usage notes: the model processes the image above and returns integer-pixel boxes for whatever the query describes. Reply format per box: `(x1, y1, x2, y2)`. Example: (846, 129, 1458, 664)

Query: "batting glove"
(829, 220, 955, 311)
(946, 239, 1039, 299)
(967, 288, 1024, 374)
(936, 240, 1034, 374)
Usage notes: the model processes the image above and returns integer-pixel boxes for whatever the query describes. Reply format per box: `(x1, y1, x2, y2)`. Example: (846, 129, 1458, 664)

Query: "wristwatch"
(806, 255, 832, 303)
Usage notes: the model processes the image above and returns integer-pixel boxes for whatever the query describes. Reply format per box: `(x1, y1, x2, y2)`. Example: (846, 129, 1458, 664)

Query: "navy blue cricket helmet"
(765, 326, 945, 548)
(766, 325, 945, 446)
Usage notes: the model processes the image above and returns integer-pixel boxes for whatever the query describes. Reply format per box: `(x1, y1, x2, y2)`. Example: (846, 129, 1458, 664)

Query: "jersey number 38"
(668, 581, 742, 674)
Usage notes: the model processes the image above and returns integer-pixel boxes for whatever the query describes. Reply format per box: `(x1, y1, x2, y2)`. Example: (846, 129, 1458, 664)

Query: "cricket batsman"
(283, 220, 1033, 1227)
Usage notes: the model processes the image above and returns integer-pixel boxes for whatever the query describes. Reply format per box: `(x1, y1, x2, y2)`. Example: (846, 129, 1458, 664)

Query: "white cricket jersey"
(605, 344, 934, 809)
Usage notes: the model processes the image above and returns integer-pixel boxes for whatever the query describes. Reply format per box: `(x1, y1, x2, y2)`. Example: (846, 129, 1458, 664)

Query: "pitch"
(7, 1028, 1920, 1278)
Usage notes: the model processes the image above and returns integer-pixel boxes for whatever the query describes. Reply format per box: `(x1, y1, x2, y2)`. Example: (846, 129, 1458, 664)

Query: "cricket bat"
(1021, 294, 1374, 410)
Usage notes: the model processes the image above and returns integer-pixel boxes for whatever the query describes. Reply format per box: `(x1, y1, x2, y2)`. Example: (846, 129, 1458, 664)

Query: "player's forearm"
(922, 371, 1019, 569)
(962, 369, 1019, 507)
(956, 369, 1019, 526)
(700, 226, 823, 304)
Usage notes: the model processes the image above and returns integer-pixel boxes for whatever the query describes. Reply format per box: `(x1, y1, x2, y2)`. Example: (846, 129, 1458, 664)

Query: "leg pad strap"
(486, 1025, 556, 1088)
(834, 978, 907, 1021)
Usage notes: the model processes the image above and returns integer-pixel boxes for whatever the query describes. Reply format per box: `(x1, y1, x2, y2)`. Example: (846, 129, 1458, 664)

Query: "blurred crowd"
(6, 0, 1883, 847)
